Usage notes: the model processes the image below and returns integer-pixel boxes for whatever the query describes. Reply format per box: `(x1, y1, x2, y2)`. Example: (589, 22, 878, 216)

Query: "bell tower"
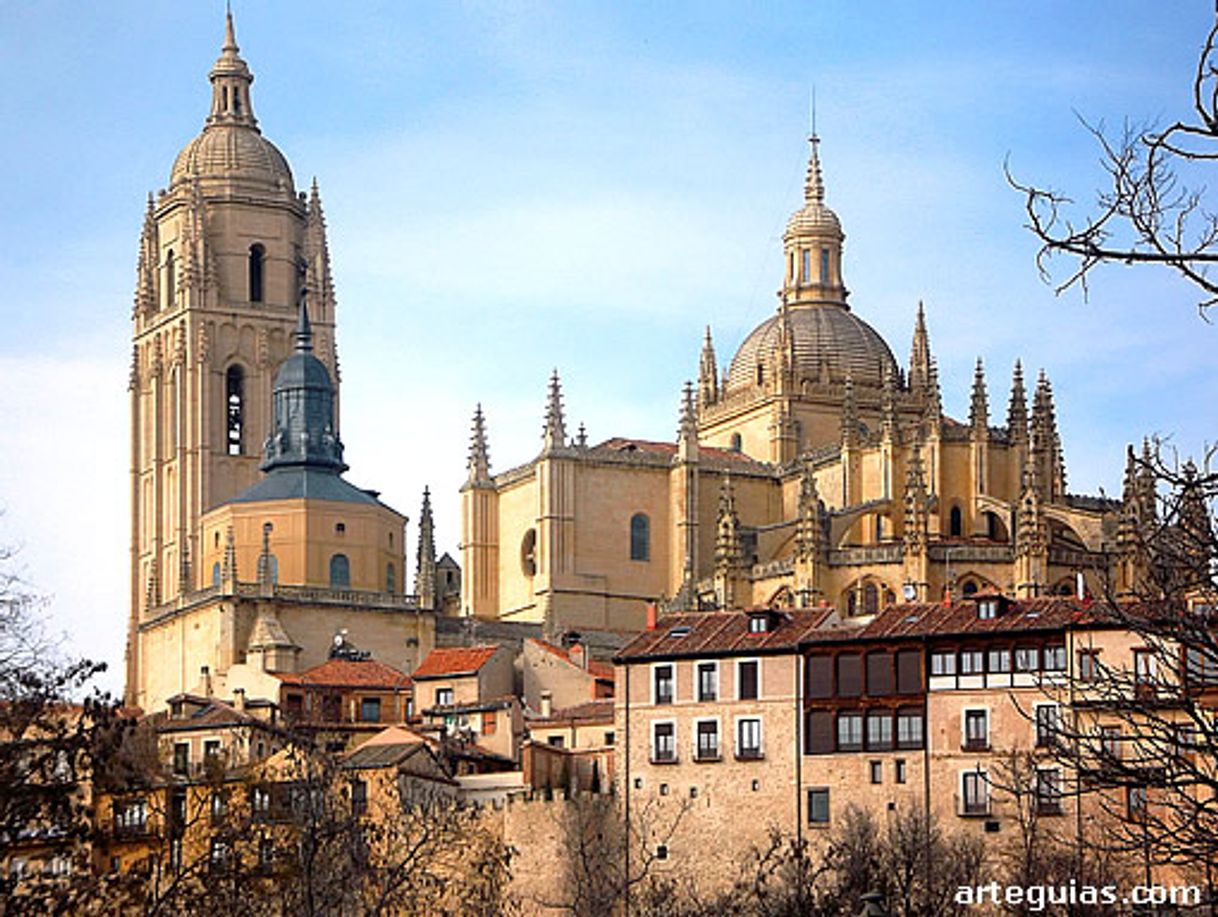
(126, 12, 339, 704)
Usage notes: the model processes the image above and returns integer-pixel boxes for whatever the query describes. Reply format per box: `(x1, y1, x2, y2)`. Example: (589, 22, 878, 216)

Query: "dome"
(727, 305, 898, 392)
(170, 126, 293, 190)
(785, 200, 841, 237)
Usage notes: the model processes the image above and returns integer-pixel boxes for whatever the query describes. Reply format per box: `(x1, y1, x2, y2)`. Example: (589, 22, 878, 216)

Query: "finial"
(969, 357, 989, 433)
(294, 293, 313, 352)
(679, 381, 698, 442)
(810, 85, 817, 139)
(542, 369, 567, 448)
(223, 6, 238, 53)
(468, 404, 491, 484)
(804, 131, 825, 205)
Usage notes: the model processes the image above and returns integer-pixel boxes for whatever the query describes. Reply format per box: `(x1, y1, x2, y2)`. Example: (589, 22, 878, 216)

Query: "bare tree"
(1009, 16, 1218, 315)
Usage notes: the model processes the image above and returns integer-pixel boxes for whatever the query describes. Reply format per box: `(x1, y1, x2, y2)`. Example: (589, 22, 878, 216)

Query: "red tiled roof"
(595, 437, 762, 466)
(411, 645, 500, 680)
(530, 639, 615, 681)
(616, 607, 836, 661)
(841, 597, 1098, 642)
(277, 658, 411, 689)
(531, 699, 614, 726)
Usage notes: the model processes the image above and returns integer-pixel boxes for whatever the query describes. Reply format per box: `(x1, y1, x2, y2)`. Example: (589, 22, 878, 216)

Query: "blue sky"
(0, 2, 1213, 695)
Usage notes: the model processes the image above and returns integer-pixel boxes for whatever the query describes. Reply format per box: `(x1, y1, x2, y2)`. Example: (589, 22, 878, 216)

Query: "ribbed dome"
(170, 127, 293, 190)
(785, 201, 841, 237)
(727, 306, 898, 392)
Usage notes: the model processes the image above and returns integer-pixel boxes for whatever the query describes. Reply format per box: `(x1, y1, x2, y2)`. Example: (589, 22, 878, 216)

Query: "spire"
(795, 463, 827, 560)
(1029, 370, 1064, 499)
(467, 404, 491, 485)
(416, 487, 437, 610)
(841, 375, 859, 448)
(715, 476, 743, 575)
(924, 358, 942, 432)
(908, 302, 932, 394)
(256, 522, 274, 587)
(207, 10, 257, 128)
(1136, 438, 1157, 522)
(804, 132, 826, 205)
(305, 178, 337, 321)
(134, 193, 157, 315)
(698, 326, 719, 408)
(1006, 360, 1028, 444)
(678, 381, 698, 443)
(294, 293, 313, 351)
(903, 444, 929, 554)
(969, 357, 989, 436)
(881, 365, 899, 444)
(221, 525, 238, 587)
(542, 369, 567, 450)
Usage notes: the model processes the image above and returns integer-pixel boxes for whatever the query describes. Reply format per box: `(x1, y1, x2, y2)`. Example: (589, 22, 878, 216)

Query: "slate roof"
(615, 607, 837, 662)
(230, 467, 385, 506)
(411, 645, 501, 680)
(156, 695, 278, 733)
(277, 658, 411, 690)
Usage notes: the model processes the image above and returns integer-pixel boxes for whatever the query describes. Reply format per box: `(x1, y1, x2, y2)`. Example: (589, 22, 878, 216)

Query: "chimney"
(646, 602, 657, 631)
(569, 642, 587, 670)
(233, 688, 246, 713)
(200, 665, 212, 697)
(540, 690, 553, 718)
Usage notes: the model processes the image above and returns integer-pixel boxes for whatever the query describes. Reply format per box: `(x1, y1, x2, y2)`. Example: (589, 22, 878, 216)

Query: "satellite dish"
(902, 583, 917, 601)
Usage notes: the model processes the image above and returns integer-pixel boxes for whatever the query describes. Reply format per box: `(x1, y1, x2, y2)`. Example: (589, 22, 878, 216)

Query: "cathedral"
(461, 135, 1143, 634)
(125, 15, 436, 712)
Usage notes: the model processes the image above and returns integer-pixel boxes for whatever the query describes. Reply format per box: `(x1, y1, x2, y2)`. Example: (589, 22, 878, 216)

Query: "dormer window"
(977, 597, 999, 620)
(747, 613, 771, 634)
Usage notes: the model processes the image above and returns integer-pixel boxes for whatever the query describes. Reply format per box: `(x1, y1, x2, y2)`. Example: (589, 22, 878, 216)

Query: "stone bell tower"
(126, 12, 339, 704)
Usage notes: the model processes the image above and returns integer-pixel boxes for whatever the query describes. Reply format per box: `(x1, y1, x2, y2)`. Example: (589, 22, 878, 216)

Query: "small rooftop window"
(977, 597, 1000, 620)
(667, 626, 691, 639)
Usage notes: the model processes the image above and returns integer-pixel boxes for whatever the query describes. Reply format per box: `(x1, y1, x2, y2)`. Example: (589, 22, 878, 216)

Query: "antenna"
(809, 85, 818, 138)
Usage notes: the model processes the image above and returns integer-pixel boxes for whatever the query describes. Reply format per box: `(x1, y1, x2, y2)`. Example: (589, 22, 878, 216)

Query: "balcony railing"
(694, 746, 721, 763)
(956, 794, 991, 817)
(735, 747, 765, 761)
(650, 748, 678, 765)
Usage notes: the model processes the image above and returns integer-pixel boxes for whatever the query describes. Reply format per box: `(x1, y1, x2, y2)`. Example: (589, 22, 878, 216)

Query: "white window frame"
(736, 657, 762, 701)
(930, 650, 956, 677)
(963, 707, 989, 750)
(695, 660, 720, 703)
(735, 715, 764, 758)
(961, 769, 990, 815)
(1034, 703, 1060, 747)
(652, 662, 676, 706)
(650, 719, 677, 763)
(693, 716, 721, 761)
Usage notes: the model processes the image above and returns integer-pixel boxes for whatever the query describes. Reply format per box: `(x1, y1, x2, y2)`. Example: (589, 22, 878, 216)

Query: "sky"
(0, 2, 1213, 696)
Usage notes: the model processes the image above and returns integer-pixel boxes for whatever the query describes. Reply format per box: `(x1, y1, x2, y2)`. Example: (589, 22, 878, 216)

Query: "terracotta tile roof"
(595, 437, 763, 466)
(530, 699, 614, 726)
(411, 645, 501, 680)
(277, 658, 411, 690)
(529, 639, 615, 681)
(616, 607, 837, 661)
(809, 597, 1106, 645)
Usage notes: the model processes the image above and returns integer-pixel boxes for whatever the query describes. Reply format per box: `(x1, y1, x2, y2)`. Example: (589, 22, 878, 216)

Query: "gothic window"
(163, 250, 175, 310)
(267, 555, 279, 585)
(949, 505, 963, 537)
(820, 247, 830, 283)
(863, 582, 879, 615)
(385, 563, 395, 594)
(226, 366, 244, 456)
(520, 529, 537, 577)
(329, 554, 350, 589)
(630, 513, 650, 561)
(249, 244, 265, 303)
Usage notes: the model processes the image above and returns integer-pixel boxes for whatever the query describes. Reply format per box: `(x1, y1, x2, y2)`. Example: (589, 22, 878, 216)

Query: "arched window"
(248, 244, 265, 303)
(730, 433, 743, 452)
(520, 530, 537, 577)
(874, 515, 885, 543)
(163, 250, 175, 310)
(949, 505, 963, 537)
(329, 554, 350, 588)
(226, 366, 244, 456)
(863, 583, 879, 615)
(962, 580, 979, 597)
(847, 591, 857, 617)
(212, 562, 221, 586)
(386, 563, 396, 594)
(986, 511, 1007, 542)
(630, 513, 650, 562)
